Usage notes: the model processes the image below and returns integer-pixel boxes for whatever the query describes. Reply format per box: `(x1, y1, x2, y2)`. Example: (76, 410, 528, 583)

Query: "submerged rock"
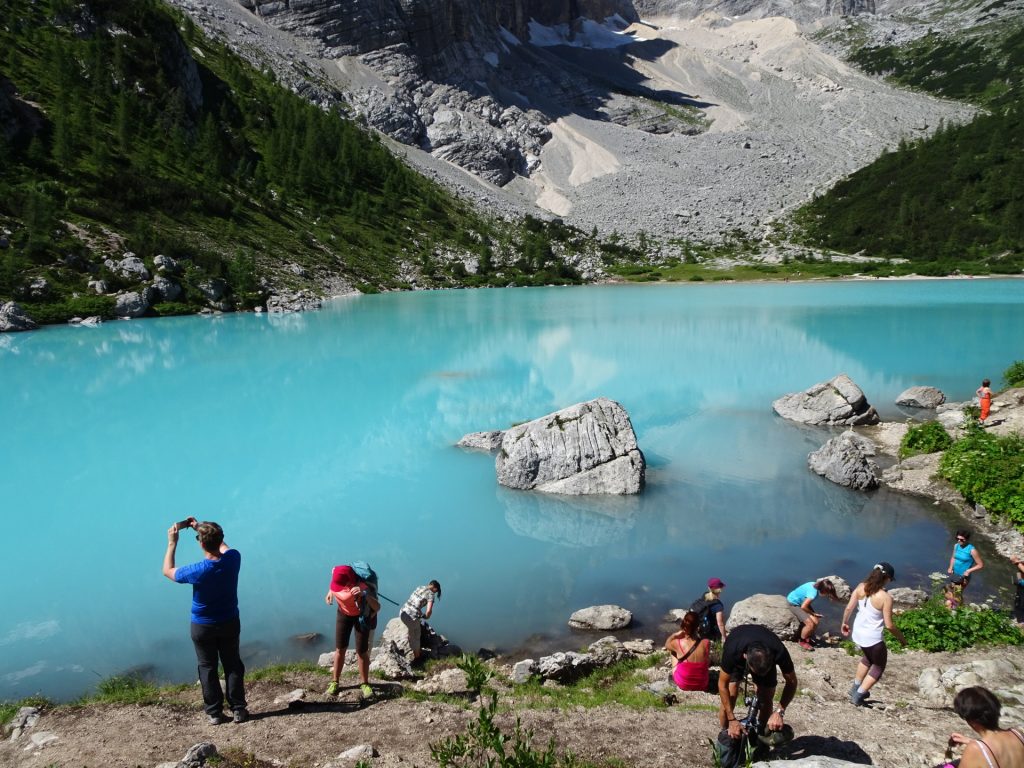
(568, 604, 632, 631)
(896, 386, 946, 408)
(495, 398, 645, 495)
(772, 374, 879, 426)
(457, 430, 504, 452)
(808, 430, 879, 490)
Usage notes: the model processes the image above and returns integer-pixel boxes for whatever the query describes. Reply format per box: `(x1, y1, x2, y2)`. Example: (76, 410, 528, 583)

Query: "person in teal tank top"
(786, 579, 839, 651)
(948, 529, 984, 601)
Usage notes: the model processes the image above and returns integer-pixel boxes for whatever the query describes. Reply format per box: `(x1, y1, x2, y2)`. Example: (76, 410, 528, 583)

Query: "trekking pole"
(377, 592, 401, 607)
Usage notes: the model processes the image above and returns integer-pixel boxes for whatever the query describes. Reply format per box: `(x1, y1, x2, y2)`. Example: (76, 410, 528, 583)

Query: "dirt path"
(7, 642, 1024, 768)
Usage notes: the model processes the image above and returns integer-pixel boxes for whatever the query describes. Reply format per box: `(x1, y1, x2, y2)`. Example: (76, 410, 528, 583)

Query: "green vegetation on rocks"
(939, 424, 1024, 526)
(900, 421, 954, 458)
(891, 593, 1024, 652)
(0, 0, 622, 326)
(794, 16, 1024, 268)
(1004, 360, 1024, 387)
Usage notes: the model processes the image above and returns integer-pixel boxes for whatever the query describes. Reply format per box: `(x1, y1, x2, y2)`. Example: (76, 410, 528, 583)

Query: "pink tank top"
(672, 638, 710, 691)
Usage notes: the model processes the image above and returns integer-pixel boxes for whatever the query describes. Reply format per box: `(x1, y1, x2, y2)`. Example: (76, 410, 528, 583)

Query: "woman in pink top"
(665, 610, 710, 691)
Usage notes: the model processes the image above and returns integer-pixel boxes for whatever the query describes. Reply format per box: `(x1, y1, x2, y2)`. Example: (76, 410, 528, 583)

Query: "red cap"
(330, 565, 357, 592)
(708, 577, 726, 589)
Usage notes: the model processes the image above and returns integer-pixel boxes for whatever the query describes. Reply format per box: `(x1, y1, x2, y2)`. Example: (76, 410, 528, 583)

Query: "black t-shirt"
(720, 624, 794, 683)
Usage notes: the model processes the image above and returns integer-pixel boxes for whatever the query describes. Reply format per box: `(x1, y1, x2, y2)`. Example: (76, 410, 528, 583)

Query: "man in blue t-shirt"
(163, 517, 248, 725)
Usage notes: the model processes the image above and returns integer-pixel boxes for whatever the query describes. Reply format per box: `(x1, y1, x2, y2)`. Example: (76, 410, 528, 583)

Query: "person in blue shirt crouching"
(163, 517, 248, 725)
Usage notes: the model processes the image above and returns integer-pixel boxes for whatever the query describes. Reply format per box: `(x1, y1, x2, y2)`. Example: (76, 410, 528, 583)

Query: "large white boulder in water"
(495, 398, 645, 495)
(807, 430, 879, 490)
(772, 374, 879, 426)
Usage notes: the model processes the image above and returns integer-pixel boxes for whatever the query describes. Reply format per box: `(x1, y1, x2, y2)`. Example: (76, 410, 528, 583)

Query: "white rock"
(568, 604, 632, 630)
(773, 374, 879, 426)
(896, 386, 946, 408)
(496, 398, 645, 495)
(727, 594, 800, 637)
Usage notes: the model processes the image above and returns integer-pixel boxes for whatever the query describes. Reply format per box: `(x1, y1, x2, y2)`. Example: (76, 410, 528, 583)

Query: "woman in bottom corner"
(841, 561, 907, 707)
(946, 686, 1024, 768)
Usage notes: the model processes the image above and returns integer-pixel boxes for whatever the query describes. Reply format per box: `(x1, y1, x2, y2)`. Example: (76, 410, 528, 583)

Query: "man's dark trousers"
(190, 616, 246, 716)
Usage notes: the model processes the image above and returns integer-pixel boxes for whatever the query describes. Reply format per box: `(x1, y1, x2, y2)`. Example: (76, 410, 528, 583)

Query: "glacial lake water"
(2, 279, 1023, 701)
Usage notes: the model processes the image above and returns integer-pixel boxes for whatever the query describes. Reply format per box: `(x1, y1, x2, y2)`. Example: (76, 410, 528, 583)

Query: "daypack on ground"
(351, 560, 379, 631)
(689, 596, 721, 641)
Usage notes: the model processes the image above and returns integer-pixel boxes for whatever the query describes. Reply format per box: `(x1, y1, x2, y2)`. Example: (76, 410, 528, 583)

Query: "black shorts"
(335, 611, 370, 654)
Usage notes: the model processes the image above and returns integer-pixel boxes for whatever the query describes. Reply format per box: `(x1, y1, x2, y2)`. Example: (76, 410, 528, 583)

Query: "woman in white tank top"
(840, 562, 907, 707)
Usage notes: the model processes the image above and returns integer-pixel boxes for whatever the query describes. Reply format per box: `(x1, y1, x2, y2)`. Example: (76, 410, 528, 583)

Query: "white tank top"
(851, 594, 885, 647)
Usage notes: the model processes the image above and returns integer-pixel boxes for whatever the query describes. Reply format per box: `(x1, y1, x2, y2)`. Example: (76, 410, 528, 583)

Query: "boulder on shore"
(807, 430, 879, 490)
(772, 374, 879, 426)
(896, 386, 946, 409)
(0, 301, 38, 332)
(495, 398, 645, 495)
(727, 594, 801, 638)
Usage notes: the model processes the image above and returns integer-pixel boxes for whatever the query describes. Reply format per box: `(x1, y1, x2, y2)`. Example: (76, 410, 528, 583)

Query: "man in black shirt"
(718, 624, 798, 738)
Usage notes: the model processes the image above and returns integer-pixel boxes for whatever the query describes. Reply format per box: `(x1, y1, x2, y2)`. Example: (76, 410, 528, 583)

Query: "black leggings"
(860, 641, 888, 680)
(335, 611, 370, 654)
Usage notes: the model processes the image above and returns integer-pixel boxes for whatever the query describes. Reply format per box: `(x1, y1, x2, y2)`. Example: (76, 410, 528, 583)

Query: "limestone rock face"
(568, 604, 632, 630)
(0, 301, 38, 332)
(537, 651, 595, 682)
(727, 595, 800, 638)
(896, 386, 946, 408)
(772, 374, 879, 426)
(496, 398, 645, 495)
(807, 430, 879, 490)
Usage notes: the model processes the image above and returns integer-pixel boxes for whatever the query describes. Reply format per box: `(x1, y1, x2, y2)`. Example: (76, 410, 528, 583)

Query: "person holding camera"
(943, 686, 1024, 768)
(717, 624, 797, 739)
(162, 517, 248, 725)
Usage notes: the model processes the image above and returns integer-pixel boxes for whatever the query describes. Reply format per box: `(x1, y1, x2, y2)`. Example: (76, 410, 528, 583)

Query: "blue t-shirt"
(787, 582, 819, 606)
(174, 549, 241, 625)
(953, 543, 975, 576)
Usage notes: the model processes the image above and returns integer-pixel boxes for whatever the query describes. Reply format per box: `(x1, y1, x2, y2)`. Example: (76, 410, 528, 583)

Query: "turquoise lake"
(2, 279, 1023, 701)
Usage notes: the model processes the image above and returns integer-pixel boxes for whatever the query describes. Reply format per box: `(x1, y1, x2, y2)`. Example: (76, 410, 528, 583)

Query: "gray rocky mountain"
(171, 0, 974, 242)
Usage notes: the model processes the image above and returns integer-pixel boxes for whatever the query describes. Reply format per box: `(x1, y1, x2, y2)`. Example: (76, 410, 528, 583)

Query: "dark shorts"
(335, 611, 370, 654)
(859, 640, 888, 673)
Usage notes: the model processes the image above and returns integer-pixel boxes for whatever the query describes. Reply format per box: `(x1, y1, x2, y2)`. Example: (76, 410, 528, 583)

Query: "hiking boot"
(359, 683, 373, 698)
(207, 711, 229, 725)
(850, 688, 868, 706)
(325, 680, 339, 696)
(798, 639, 814, 651)
(233, 708, 249, 724)
(849, 682, 861, 700)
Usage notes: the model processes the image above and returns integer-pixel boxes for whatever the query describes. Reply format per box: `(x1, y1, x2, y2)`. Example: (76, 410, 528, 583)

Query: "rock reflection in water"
(501, 490, 640, 547)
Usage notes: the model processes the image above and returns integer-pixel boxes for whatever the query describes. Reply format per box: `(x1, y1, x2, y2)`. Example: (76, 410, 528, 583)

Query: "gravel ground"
(7, 642, 1024, 768)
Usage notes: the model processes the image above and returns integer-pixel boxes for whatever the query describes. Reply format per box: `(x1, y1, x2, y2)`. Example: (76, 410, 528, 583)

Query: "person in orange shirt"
(977, 379, 992, 424)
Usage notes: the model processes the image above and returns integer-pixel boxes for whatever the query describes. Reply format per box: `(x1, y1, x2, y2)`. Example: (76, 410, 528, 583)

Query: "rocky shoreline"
(7, 623, 1024, 768)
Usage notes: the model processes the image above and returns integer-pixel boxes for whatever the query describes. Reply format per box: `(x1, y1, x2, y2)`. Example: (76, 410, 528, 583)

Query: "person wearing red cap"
(700, 577, 729, 642)
(324, 565, 379, 698)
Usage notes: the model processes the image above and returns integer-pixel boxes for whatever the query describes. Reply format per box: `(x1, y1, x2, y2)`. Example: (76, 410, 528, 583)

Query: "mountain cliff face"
(631, 0, 874, 22)
(233, 0, 670, 185)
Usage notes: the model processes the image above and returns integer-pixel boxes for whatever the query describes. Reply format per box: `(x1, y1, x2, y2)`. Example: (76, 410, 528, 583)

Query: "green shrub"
(892, 594, 1024, 652)
(899, 421, 954, 458)
(1004, 360, 1024, 387)
(25, 295, 117, 325)
(455, 654, 492, 695)
(430, 693, 587, 768)
(940, 426, 1024, 526)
